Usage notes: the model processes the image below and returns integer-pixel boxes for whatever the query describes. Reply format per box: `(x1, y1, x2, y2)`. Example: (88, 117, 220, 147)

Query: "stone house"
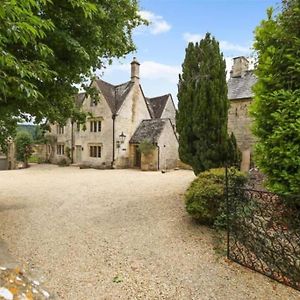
(49, 58, 179, 170)
(0, 141, 16, 170)
(227, 56, 257, 171)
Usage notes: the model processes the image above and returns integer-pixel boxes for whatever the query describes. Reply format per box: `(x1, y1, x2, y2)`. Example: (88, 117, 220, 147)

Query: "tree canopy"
(251, 0, 300, 196)
(176, 33, 237, 175)
(0, 0, 144, 148)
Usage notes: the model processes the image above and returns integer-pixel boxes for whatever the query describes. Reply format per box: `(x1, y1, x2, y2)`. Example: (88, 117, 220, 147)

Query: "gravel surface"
(0, 164, 299, 299)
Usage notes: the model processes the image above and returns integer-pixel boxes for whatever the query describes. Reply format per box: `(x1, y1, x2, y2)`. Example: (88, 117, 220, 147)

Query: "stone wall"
(228, 98, 256, 171)
(161, 96, 176, 127)
(158, 121, 179, 170)
(114, 84, 152, 168)
(141, 149, 159, 171)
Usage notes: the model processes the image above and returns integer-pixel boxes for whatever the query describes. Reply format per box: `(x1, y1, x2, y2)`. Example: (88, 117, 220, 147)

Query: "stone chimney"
(131, 57, 140, 84)
(230, 56, 249, 78)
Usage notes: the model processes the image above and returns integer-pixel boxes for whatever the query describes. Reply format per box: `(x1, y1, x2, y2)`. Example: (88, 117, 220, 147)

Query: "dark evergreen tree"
(176, 33, 232, 174)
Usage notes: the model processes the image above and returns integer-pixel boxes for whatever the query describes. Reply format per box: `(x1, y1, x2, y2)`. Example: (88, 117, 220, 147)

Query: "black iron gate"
(226, 167, 300, 291)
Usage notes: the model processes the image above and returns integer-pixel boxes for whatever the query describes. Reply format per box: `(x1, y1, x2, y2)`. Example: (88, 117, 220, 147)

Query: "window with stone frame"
(76, 122, 80, 132)
(89, 145, 101, 158)
(90, 120, 102, 132)
(57, 144, 65, 155)
(56, 125, 64, 134)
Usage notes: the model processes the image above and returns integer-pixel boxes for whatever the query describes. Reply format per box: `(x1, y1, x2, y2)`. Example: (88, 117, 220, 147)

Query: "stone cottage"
(0, 141, 16, 170)
(228, 56, 257, 171)
(49, 58, 179, 170)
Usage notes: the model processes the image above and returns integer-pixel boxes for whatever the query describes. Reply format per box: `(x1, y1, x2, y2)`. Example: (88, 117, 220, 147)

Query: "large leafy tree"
(0, 0, 143, 148)
(251, 0, 300, 196)
(176, 33, 233, 175)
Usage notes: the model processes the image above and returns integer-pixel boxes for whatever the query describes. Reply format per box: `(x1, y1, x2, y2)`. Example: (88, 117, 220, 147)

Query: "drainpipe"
(71, 120, 74, 164)
(156, 143, 160, 170)
(111, 114, 116, 168)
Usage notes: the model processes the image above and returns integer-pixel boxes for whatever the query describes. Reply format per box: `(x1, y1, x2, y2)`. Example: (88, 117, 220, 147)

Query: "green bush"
(57, 157, 70, 167)
(185, 168, 247, 228)
(28, 155, 44, 164)
(15, 131, 33, 167)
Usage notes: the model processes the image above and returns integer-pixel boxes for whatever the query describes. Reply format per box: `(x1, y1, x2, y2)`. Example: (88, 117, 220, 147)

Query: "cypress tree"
(176, 33, 231, 175)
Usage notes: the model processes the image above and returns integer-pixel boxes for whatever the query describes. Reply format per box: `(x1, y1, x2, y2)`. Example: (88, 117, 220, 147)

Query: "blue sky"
(100, 0, 279, 105)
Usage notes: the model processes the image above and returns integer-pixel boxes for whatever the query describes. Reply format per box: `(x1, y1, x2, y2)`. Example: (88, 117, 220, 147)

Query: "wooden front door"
(75, 146, 82, 163)
(134, 145, 141, 168)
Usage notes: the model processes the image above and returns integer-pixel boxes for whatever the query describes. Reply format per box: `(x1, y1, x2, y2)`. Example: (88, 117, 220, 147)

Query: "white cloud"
(183, 32, 251, 54)
(106, 60, 180, 84)
(183, 32, 203, 43)
(225, 56, 234, 79)
(220, 41, 250, 54)
(139, 10, 171, 35)
(141, 61, 180, 83)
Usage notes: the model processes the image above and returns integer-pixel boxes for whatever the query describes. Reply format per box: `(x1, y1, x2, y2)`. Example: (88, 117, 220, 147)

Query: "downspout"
(156, 143, 160, 170)
(111, 113, 116, 168)
(71, 120, 74, 164)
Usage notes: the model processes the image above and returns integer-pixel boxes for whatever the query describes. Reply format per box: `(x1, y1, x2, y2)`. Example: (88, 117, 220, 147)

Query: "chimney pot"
(230, 56, 249, 78)
(131, 57, 140, 83)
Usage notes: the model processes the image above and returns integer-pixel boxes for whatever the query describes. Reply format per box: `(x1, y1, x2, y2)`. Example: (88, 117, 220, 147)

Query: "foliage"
(185, 168, 247, 229)
(15, 131, 33, 166)
(251, 0, 300, 196)
(28, 155, 44, 164)
(33, 126, 46, 143)
(0, 0, 144, 146)
(17, 124, 46, 143)
(226, 133, 241, 167)
(57, 157, 70, 167)
(65, 146, 71, 159)
(176, 33, 235, 175)
(138, 139, 156, 156)
(0, 115, 17, 154)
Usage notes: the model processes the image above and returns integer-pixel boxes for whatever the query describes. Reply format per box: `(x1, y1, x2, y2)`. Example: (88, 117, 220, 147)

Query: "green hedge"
(185, 168, 247, 229)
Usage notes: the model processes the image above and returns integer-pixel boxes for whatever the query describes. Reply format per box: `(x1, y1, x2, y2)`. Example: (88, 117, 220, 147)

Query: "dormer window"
(90, 120, 102, 132)
(57, 125, 64, 134)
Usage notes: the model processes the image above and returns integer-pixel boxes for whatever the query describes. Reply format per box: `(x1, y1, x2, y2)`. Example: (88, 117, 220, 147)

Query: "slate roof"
(227, 71, 257, 100)
(129, 119, 167, 144)
(146, 94, 170, 118)
(95, 79, 134, 113)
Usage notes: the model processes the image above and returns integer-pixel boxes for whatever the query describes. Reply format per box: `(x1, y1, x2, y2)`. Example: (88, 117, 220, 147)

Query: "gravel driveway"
(0, 164, 298, 299)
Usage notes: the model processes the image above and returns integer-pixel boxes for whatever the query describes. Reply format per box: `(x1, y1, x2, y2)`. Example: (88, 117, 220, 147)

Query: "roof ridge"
(97, 78, 131, 89)
(148, 94, 170, 100)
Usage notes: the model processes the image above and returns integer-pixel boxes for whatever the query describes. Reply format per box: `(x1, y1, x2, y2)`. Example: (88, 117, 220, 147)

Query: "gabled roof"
(129, 119, 168, 144)
(74, 92, 86, 107)
(227, 70, 257, 100)
(146, 94, 170, 118)
(95, 79, 134, 113)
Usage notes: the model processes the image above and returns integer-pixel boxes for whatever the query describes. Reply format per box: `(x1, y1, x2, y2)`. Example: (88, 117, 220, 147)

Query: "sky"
(99, 0, 280, 105)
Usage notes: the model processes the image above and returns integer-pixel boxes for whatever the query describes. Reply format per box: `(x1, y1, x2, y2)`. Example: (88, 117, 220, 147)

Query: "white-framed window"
(57, 144, 65, 155)
(90, 120, 102, 132)
(90, 145, 101, 158)
(57, 125, 64, 134)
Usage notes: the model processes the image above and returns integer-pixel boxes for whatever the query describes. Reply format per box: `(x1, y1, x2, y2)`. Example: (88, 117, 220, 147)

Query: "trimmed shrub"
(185, 168, 247, 228)
(57, 157, 70, 167)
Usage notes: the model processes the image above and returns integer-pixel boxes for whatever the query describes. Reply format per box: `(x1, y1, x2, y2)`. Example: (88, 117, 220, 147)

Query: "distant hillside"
(17, 125, 37, 137)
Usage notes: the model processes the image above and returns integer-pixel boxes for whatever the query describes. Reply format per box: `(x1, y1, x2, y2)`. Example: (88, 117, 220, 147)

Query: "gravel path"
(0, 164, 298, 299)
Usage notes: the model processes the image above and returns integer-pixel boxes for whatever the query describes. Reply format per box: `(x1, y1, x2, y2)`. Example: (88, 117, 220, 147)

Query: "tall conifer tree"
(176, 33, 230, 174)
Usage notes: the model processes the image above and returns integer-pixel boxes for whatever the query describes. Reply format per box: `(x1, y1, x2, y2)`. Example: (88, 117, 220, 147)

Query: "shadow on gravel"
(0, 203, 27, 212)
